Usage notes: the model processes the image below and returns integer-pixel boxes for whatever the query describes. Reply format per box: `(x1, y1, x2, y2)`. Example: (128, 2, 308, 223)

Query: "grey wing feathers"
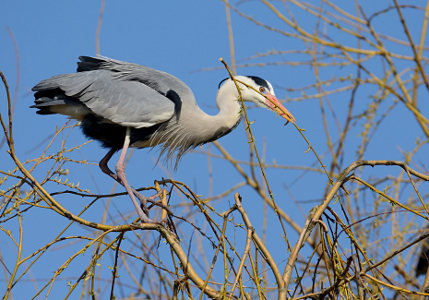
(77, 56, 195, 99)
(32, 56, 195, 128)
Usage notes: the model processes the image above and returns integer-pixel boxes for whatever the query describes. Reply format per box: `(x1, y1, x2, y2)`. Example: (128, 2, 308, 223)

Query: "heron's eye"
(259, 87, 265, 93)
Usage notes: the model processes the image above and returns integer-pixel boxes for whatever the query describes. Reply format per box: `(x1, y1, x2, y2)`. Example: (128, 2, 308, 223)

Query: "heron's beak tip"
(266, 94, 296, 124)
(284, 110, 297, 124)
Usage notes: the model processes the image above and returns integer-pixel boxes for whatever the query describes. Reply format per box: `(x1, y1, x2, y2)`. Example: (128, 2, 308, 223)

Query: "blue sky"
(1, 1, 429, 298)
(1, 1, 313, 217)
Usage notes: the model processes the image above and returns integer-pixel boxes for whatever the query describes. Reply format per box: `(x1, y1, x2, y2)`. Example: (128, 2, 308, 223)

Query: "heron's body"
(32, 56, 270, 161)
(32, 56, 295, 222)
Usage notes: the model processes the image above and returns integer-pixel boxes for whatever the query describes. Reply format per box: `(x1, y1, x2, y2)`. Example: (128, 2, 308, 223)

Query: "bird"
(32, 56, 296, 223)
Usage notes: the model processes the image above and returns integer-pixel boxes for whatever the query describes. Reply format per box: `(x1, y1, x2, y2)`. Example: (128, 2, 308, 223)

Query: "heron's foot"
(146, 191, 173, 215)
(130, 189, 171, 224)
(135, 214, 167, 225)
(131, 189, 171, 214)
(131, 188, 150, 214)
(133, 206, 168, 225)
(145, 217, 168, 225)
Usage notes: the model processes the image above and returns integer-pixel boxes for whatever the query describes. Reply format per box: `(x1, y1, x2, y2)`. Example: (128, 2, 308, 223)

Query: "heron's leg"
(99, 148, 150, 214)
(99, 148, 117, 180)
(115, 127, 152, 223)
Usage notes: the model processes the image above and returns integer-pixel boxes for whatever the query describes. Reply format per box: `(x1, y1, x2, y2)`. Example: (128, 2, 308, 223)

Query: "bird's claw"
(131, 189, 171, 224)
(131, 188, 150, 214)
(136, 215, 167, 225)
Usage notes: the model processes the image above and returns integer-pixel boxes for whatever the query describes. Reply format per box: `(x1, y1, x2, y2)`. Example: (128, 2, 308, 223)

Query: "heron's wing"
(33, 64, 191, 128)
(77, 56, 196, 103)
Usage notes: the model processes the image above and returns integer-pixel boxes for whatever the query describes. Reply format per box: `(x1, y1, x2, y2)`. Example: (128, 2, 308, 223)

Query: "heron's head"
(218, 75, 296, 123)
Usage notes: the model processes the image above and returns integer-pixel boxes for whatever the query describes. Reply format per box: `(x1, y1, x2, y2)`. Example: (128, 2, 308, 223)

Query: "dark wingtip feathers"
(77, 56, 105, 72)
(30, 102, 55, 115)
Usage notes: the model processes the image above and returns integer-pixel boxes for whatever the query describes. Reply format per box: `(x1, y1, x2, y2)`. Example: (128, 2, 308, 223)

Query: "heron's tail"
(31, 84, 90, 120)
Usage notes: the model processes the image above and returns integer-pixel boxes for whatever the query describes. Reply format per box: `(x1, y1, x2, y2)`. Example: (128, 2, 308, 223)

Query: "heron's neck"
(153, 83, 242, 165)
(182, 83, 242, 144)
(214, 83, 242, 128)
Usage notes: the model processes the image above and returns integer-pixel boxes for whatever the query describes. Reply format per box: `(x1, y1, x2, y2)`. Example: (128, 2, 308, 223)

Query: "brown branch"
(283, 160, 429, 291)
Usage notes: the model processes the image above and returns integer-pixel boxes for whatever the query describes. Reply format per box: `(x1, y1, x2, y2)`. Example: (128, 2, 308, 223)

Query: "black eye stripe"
(218, 76, 271, 92)
(246, 76, 270, 90)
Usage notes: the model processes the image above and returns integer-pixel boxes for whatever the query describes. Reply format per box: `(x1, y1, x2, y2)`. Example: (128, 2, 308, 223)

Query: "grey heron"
(32, 56, 295, 223)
